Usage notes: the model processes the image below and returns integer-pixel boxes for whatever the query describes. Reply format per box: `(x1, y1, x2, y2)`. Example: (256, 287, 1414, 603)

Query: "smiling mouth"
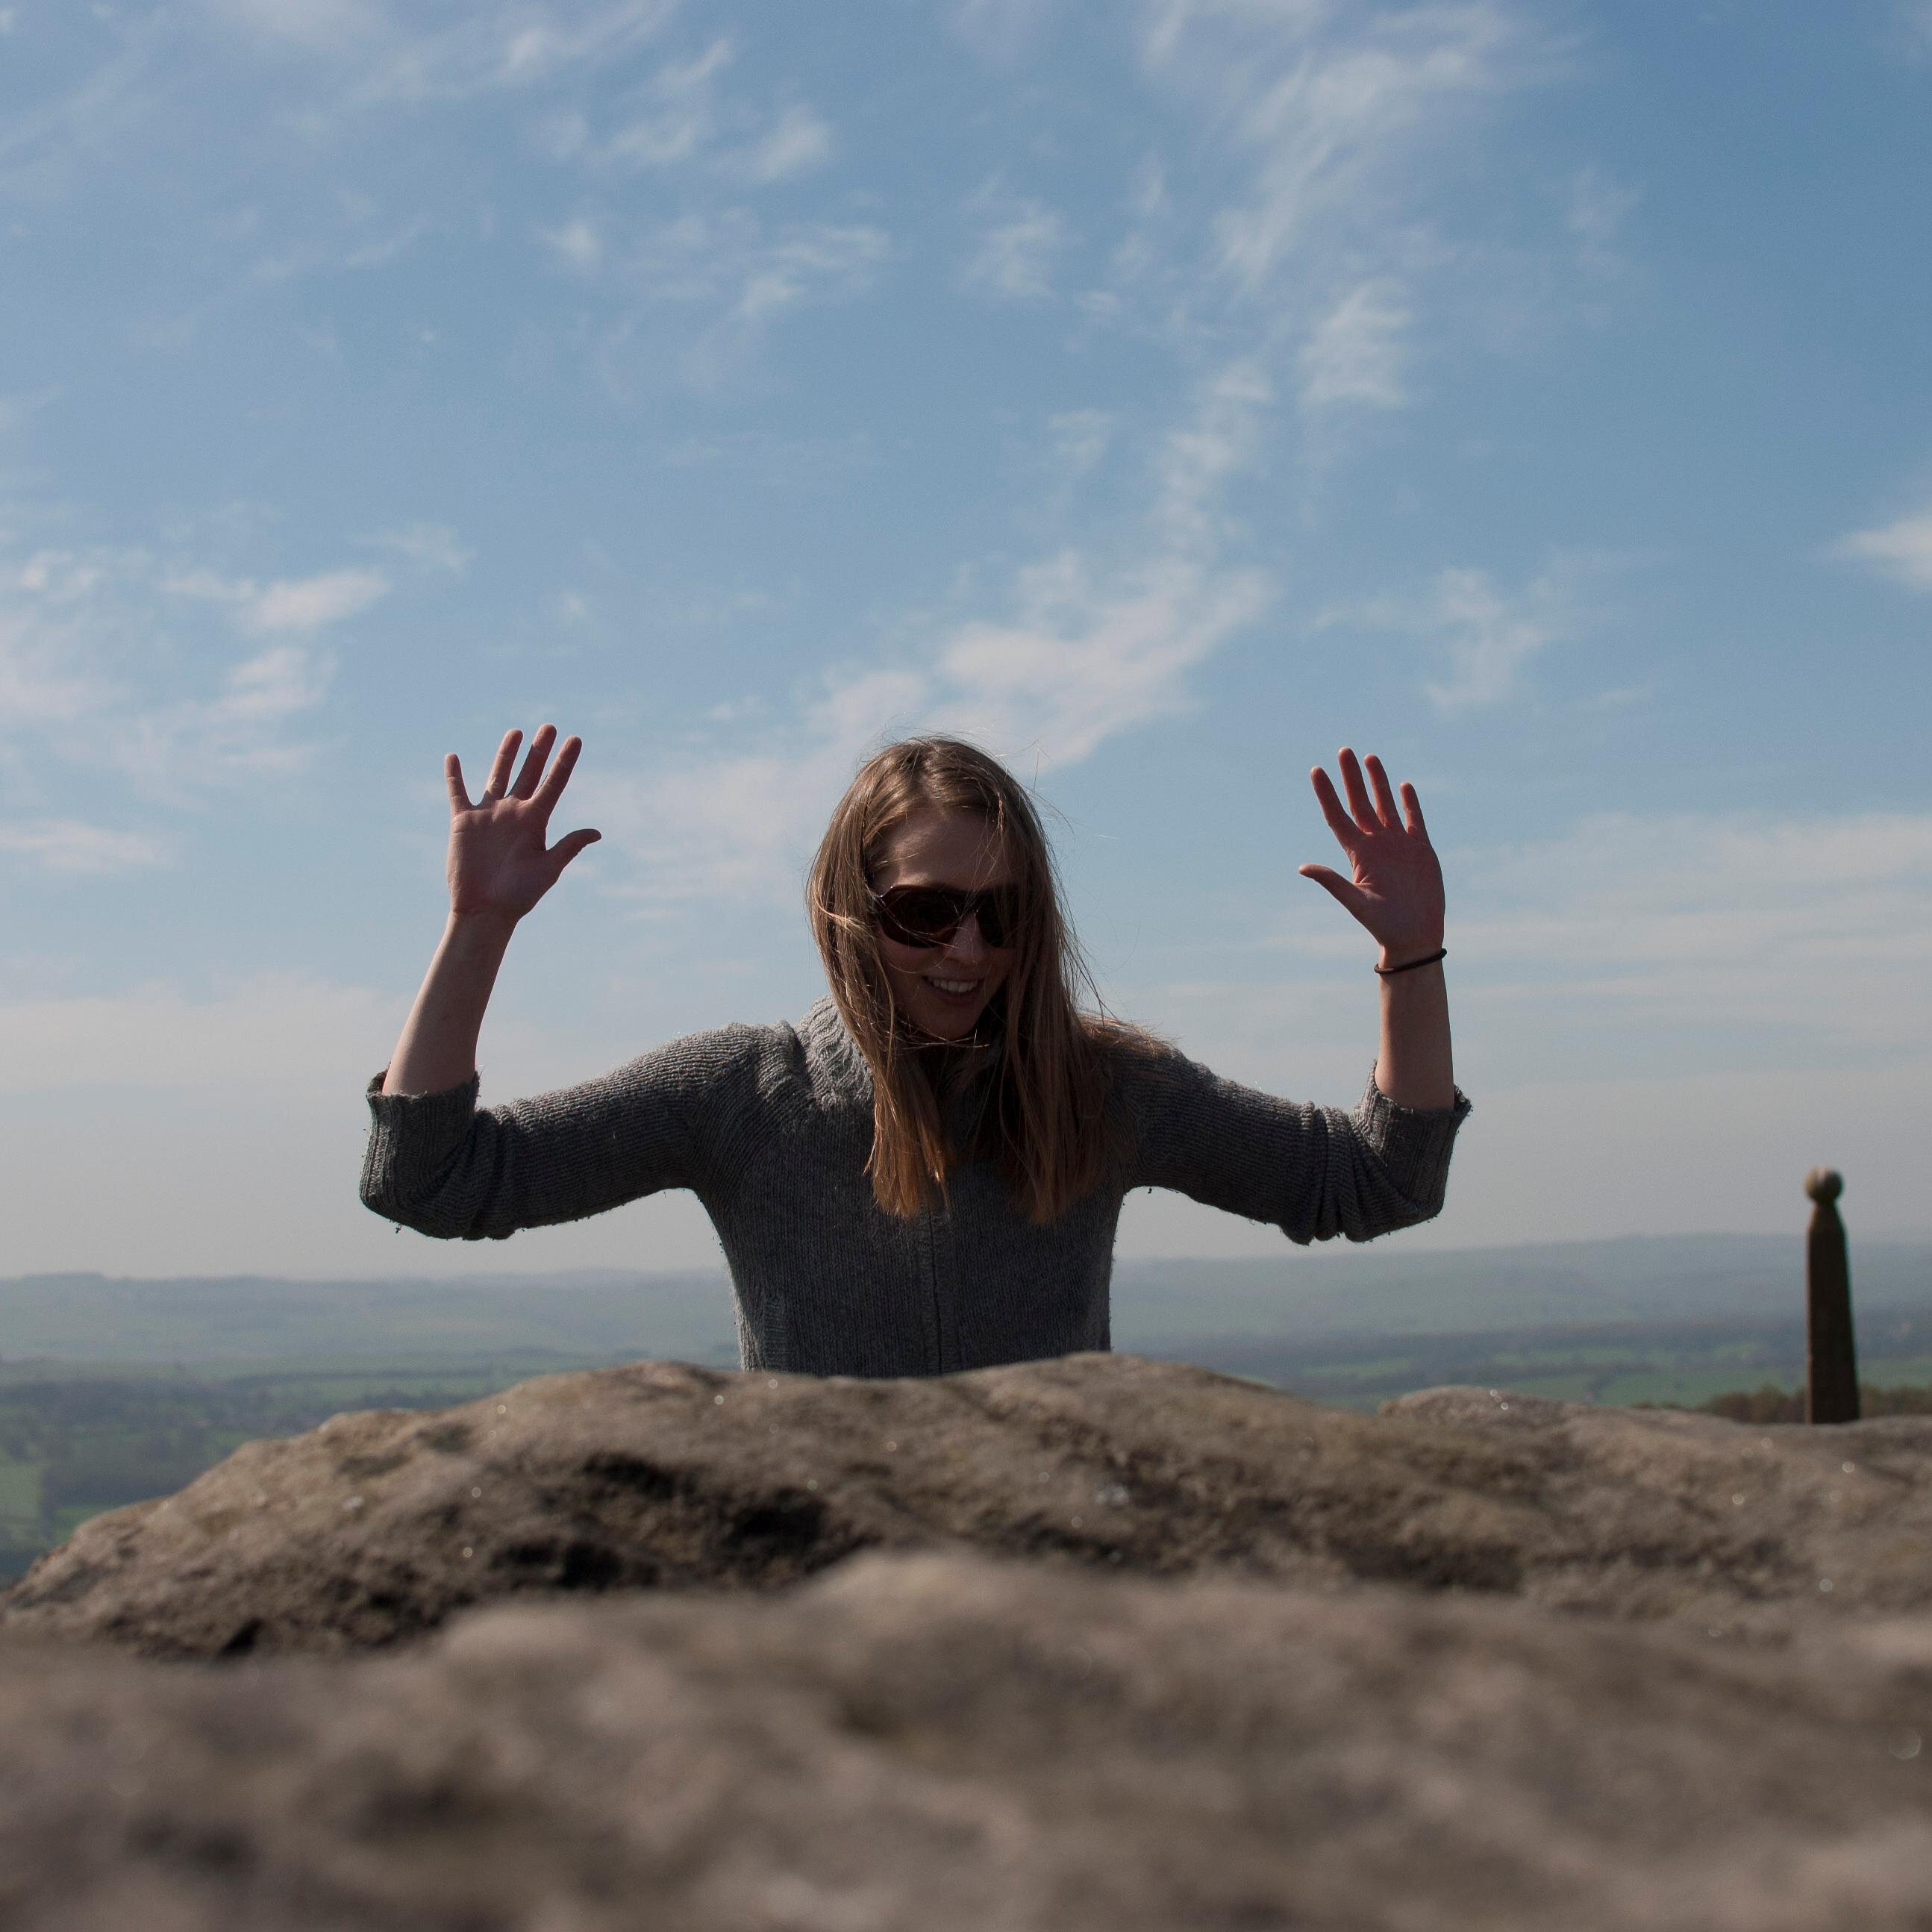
(926, 977, 982, 997)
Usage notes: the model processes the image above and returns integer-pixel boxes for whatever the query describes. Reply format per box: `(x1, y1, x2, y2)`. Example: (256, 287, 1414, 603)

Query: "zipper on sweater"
(913, 1202, 941, 1374)
(924, 1190, 964, 1375)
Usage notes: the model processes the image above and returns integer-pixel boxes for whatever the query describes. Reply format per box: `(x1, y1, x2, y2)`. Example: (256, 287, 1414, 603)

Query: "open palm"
(445, 725, 600, 924)
(1298, 747, 1444, 965)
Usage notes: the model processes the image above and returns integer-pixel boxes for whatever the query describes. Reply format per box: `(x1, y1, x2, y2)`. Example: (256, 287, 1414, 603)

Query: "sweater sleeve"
(1115, 1043, 1471, 1245)
(358, 1024, 773, 1242)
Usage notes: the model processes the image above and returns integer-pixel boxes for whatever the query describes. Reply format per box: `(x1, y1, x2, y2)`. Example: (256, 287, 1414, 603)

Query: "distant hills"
(1116, 1234, 1932, 1347)
(1, 1234, 1926, 1371)
(0, 1267, 737, 1371)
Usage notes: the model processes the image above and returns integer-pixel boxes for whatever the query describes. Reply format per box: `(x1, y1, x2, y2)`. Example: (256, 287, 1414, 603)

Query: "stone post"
(1804, 1168, 1859, 1425)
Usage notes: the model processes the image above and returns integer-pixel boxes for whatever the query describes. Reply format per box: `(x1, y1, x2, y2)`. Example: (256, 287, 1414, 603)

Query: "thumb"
(1298, 862, 1370, 919)
(547, 828, 601, 878)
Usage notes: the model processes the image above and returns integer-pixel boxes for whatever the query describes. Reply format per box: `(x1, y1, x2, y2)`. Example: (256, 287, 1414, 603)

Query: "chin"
(903, 981, 1003, 1042)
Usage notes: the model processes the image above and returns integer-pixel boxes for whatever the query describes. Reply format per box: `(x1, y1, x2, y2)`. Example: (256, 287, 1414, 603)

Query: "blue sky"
(1, 0, 1928, 1278)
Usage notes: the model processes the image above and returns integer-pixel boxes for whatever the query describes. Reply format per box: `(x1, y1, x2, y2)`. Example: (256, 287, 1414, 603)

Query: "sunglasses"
(869, 883, 1022, 950)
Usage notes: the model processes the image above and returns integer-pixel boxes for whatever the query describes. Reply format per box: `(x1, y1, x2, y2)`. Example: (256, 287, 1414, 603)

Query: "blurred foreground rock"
(1, 1549, 1930, 1931)
(1, 1354, 1930, 1931)
(5, 1354, 1931, 1657)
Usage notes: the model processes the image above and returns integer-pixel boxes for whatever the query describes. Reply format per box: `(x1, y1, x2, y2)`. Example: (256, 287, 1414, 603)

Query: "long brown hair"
(807, 737, 1151, 1223)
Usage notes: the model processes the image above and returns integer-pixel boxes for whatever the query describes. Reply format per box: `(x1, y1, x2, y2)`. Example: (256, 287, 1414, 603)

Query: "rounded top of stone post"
(1804, 1167, 1843, 1204)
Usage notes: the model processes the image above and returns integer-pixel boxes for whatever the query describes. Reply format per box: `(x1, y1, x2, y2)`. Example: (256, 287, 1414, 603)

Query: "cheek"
(878, 943, 931, 994)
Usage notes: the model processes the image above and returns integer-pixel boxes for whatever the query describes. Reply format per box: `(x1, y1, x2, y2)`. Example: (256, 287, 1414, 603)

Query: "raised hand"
(1298, 748, 1445, 969)
(444, 725, 601, 926)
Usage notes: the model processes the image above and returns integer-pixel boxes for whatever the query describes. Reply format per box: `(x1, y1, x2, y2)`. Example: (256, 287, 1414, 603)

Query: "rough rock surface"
(1, 1549, 1930, 1932)
(6, 1354, 1931, 1657)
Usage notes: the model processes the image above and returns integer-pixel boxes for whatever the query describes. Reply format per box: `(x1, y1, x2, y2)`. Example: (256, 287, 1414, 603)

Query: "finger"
(546, 827, 601, 877)
(1309, 766, 1359, 851)
(1337, 747, 1377, 831)
(483, 730, 522, 800)
(512, 723, 557, 800)
(1364, 754, 1400, 828)
(1298, 862, 1372, 921)
(445, 753, 473, 816)
(1399, 780, 1428, 839)
(533, 734, 583, 816)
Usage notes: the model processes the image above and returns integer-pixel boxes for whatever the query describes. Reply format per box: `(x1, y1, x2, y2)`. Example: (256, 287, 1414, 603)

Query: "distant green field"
(0, 1459, 40, 1531)
(1143, 1323, 1932, 1416)
(0, 1355, 627, 1584)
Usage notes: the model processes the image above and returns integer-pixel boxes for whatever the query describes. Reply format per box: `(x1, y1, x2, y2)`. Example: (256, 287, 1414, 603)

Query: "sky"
(0, 0, 1928, 1280)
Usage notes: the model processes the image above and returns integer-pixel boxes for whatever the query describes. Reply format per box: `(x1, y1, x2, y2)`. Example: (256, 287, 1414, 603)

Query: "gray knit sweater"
(360, 996, 1471, 1378)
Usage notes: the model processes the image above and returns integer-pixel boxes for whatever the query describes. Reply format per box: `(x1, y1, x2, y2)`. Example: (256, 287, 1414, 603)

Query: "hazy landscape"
(5, 1233, 1928, 1584)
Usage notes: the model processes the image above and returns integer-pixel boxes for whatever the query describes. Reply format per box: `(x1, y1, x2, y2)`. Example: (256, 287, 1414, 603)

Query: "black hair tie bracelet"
(1374, 947, 1447, 977)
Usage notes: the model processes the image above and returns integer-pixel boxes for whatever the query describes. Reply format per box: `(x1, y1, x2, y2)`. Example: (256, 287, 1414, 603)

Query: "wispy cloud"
(534, 37, 832, 184)
(1833, 504, 1932, 591)
(582, 360, 1275, 900)
(201, 0, 390, 57)
(930, 550, 1271, 763)
(1, 537, 356, 790)
(539, 213, 606, 271)
(246, 569, 390, 633)
(620, 210, 883, 315)
(1078, 0, 1566, 501)
(348, 1, 679, 109)
(373, 523, 472, 575)
(960, 185, 1069, 301)
(0, 14, 169, 202)
(1048, 408, 1116, 478)
(5, 3, 681, 204)
(592, 211, 890, 390)
(162, 564, 391, 634)
(1566, 164, 1640, 279)
(537, 36, 734, 169)
(108, 643, 334, 784)
(950, 0, 1056, 62)
(0, 818, 172, 875)
(2, 559, 124, 728)
(509, 32, 850, 387)
(728, 221, 887, 324)
(1324, 560, 1587, 713)
(1298, 278, 1410, 410)
(725, 101, 834, 184)
(1154, 358, 1272, 551)
(1141, 0, 1538, 298)
(1240, 805, 1932, 1081)
(1445, 810, 1932, 1075)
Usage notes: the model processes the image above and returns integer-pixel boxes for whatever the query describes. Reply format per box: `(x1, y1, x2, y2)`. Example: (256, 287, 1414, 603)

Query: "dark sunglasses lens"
(879, 889, 960, 945)
(976, 889, 1018, 947)
(875, 887, 1021, 948)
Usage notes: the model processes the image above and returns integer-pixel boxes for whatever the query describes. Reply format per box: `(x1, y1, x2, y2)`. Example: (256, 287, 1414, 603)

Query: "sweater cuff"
(362, 1069, 481, 1205)
(1355, 1069, 1472, 1210)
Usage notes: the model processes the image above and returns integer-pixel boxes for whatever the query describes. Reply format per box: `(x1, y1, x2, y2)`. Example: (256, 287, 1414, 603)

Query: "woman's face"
(871, 807, 1017, 1042)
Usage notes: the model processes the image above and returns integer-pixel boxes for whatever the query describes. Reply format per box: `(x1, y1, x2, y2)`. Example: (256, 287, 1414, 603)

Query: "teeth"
(930, 979, 978, 995)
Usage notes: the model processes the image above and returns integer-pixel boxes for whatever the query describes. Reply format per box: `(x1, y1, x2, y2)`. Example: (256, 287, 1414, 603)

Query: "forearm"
(1372, 955, 1454, 1111)
(381, 911, 518, 1097)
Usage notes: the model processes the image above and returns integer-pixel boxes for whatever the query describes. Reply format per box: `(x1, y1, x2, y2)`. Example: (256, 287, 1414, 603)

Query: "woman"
(362, 728, 1468, 1377)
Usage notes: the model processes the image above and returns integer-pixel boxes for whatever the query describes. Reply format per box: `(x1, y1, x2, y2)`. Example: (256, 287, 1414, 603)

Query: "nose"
(941, 914, 991, 965)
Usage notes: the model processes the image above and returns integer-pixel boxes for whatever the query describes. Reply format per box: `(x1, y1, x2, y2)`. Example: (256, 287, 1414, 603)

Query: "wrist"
(1375, 939, 1444, 973)
(445, 906, 519, 951)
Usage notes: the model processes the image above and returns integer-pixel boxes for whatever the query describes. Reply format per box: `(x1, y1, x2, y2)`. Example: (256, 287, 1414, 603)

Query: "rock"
(1, 1549, 1931, 1931)
(4, 1354, 1930, 1657)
